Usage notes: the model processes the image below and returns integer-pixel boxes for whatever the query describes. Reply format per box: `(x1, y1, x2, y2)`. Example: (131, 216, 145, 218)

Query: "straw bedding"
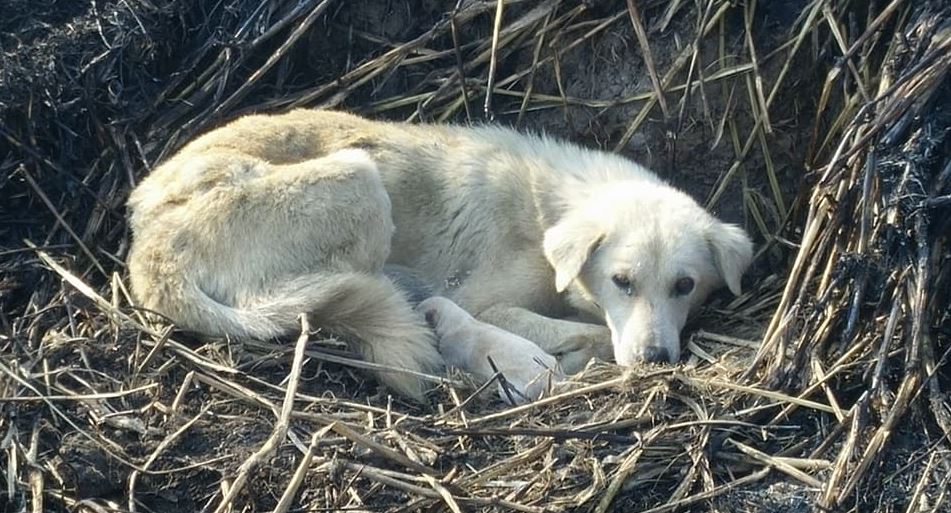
(1, 1, 948, 512)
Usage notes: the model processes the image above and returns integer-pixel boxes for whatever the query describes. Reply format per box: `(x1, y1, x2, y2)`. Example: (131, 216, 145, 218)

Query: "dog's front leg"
(476, 305, 613, 373)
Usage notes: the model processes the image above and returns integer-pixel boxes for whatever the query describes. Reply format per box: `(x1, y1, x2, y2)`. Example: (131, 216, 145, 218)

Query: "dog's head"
(543, 182, 752, 365)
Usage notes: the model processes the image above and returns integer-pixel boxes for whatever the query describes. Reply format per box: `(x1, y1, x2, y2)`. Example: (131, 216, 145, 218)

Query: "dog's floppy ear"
(707, 222, 753, 296)
(543, 219, 604, 292)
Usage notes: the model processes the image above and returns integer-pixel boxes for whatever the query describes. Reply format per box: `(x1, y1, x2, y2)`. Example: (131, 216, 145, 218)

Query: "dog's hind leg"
(129, 148, 441, 400)
(223, 151, 442, 399)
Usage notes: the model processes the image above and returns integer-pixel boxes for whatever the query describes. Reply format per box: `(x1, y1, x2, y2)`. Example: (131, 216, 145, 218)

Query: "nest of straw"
(1, 1, 949, 512)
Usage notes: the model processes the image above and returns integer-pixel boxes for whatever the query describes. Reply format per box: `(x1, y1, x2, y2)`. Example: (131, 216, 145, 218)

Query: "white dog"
(418, 296, 562, 404)
(127, 109, 752, 399)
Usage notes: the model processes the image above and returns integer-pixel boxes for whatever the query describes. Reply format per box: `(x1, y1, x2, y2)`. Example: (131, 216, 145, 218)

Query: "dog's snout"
(642, 346, 670, 363)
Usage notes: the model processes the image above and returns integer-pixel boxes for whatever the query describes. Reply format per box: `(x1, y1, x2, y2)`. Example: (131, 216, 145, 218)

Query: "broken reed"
(750, 2, 951, 509)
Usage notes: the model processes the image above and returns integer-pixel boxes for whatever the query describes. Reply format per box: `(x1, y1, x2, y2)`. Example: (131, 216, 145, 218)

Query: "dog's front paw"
(485, 355, 563, 405)
(553, 330, 613, 374)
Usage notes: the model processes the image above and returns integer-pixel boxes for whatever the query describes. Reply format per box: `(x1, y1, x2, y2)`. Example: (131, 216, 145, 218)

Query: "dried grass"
(1, 1, 949, 512)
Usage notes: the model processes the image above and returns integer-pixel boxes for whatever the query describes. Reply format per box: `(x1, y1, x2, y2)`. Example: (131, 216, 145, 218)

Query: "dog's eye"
(611, 274, 633, 295)
(674, 277, 695, 296)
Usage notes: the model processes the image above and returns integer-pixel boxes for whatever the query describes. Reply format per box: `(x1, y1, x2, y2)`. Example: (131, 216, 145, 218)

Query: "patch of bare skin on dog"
(417, 296, 563, 404)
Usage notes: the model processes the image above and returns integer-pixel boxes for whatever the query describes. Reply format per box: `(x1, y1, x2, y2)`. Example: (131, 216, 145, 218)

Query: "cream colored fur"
(127, 109, 752, 400)
(417, 296, 561, 404)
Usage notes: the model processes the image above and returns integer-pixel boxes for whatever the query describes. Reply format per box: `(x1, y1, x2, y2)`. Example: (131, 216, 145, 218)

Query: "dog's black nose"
(643, 346, 670, 363)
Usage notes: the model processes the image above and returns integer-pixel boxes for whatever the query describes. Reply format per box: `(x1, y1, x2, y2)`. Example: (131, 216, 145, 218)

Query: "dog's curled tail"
(175, 272, 443, 400)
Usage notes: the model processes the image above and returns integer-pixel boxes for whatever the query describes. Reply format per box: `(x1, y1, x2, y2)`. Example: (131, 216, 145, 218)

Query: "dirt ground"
(2, 1, 949, 512)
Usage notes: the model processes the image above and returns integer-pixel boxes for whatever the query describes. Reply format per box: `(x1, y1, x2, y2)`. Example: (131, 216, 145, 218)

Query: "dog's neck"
(524, 142, 660, 232)
(446, 124, 662, 234)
